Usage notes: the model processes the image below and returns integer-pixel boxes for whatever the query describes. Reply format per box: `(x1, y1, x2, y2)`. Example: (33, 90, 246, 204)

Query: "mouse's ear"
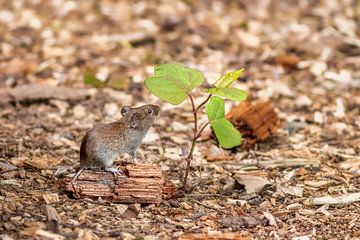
(121, 106, 131, 116)
(130, 113, 140, 128)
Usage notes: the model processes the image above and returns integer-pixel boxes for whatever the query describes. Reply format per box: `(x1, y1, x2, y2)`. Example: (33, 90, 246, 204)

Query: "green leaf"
(203, 88, 248, 102)
(205, 96, 225, 121)
(214, 68, 244, 88)
(206, 96, 242, 148)
(211, 118, 242, 148)
(145, 64, 205, 105)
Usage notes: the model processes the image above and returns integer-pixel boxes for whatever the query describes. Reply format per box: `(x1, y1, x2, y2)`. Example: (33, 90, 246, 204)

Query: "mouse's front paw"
(105, 167, 122, 176)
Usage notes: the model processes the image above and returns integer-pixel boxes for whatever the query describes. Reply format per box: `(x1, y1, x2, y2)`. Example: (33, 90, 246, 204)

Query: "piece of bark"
(162, 179, 178, 199)
(0, 83, 93, 106)
(179, 233, 252, 240)
(310, 192, 360, 206)
(226, 101, 280, 145)
(64, 164, 164, 204)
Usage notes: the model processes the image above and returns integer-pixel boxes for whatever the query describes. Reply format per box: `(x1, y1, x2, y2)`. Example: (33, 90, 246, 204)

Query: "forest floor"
(1, 1, 360, 239)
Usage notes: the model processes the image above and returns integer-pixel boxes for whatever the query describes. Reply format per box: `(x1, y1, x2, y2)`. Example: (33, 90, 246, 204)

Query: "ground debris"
(309, 192, 360, 206)
(233, 174, 271, 194)
(0, 0, 359, 239)
(226, 101, 280, 145)
(0, 83, 93, 105)
(45, 205, 61, 233)
(63, 164, 164, 204)
(179, 232, 252, 240)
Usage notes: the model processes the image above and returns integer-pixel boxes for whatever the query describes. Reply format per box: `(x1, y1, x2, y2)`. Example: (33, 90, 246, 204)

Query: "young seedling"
(145, 64, 247, 190)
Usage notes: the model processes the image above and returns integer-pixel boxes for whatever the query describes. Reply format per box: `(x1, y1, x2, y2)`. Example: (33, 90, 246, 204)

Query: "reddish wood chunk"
(64, 164, 164, 204)
(226, 101, 280, 145)
(275, 54, 300, 68)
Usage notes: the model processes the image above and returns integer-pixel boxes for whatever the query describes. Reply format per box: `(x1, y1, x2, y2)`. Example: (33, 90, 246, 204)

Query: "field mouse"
(72, 104, 160, 181)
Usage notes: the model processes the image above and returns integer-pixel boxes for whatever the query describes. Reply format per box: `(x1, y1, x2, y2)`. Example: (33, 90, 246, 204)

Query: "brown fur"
(72, 104, 159, 181)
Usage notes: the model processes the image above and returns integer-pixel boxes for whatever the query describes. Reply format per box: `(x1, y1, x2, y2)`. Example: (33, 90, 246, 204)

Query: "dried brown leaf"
(234, 174, 271, 194)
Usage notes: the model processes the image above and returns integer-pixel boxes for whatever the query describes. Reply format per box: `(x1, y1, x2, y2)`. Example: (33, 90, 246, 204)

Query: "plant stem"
(182, 94, 197, 191)
(196, 121, 210, 139)
(195, 94, 212, 113)
(182, 93, 212, 191)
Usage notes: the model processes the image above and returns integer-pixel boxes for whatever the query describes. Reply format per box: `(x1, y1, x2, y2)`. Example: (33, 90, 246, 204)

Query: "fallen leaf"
(234, 174, 271, 194)
(263, 211, 278, 228)
(206, 145, 232, 161)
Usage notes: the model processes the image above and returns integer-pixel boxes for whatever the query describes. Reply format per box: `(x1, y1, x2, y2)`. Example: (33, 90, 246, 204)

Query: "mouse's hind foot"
(105, 167, 122, 176)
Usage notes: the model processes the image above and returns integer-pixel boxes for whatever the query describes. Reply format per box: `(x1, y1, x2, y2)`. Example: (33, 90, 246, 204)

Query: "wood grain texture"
(226, 101, 280, 145)
(64, 164, 164, 204)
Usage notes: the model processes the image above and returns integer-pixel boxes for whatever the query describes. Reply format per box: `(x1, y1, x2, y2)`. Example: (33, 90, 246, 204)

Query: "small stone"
(314, 111, 325, 125)
(73, 105, 86, 119)
(237, 30, 260, 48)
(310, 61, 327, 76)
(324, 70, 352, 85)
(333, 97, 345, 118)
(295, 95, 312, 107)
(171, 121, 188, 132)
(104, 103, 118, 117)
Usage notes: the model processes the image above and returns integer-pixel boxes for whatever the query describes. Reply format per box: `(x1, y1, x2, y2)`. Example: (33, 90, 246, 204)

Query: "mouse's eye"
(147, 108, 153, 114)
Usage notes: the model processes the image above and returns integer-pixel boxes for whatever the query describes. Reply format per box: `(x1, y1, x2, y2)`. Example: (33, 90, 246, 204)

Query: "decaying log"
(64, 164, 165, 204)
(226, 101, 280, 145)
